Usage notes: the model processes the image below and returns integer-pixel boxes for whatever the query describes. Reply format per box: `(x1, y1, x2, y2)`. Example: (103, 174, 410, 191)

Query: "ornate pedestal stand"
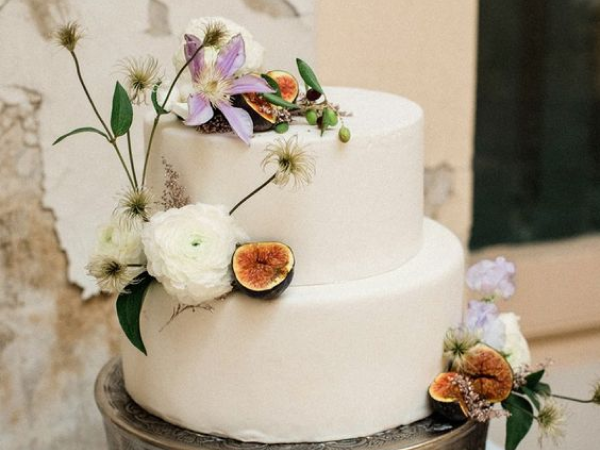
(95, 358, 488, 450)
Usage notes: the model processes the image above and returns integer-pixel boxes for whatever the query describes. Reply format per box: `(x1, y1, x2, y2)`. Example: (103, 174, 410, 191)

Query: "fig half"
(232, 242, 295, 299)
(429, 372, 469, 422)
(460, 344, 514, 403)
(266, 70, 299, 103)
(236, 93, 277, 132)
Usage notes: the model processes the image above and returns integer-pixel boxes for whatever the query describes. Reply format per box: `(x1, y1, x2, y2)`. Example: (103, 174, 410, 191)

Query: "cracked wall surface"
(0, 0, 314, 448)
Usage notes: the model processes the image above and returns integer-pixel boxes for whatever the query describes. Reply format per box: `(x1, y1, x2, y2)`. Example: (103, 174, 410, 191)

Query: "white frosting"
(145, 87, 424, 286)
(122, 219, 464, 443)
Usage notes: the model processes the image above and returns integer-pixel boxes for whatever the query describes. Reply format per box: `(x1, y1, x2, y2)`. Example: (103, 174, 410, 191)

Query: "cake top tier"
(146, 87, 425, 287)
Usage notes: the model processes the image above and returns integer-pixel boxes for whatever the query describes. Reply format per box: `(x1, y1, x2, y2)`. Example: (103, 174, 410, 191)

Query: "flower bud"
(305, 109, 318, 125)
(338, 126, 351, 143)
(274, 122, 289, 134)
(323, 107, 338, 126)
(306, 88, 321, 102)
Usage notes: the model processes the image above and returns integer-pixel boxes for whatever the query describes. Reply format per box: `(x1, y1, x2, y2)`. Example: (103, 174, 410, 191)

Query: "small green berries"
(323, 107, 338, 126)
(305, 109, 318, 125)
(275, 122, 289, 134)
(338, 126, 351, 143)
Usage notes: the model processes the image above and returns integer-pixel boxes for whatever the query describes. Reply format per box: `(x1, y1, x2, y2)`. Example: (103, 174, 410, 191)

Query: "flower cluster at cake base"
(431, 257, 600, 450)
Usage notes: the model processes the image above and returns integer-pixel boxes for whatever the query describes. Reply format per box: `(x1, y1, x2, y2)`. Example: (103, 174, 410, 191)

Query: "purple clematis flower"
(183, 33, 274, 145)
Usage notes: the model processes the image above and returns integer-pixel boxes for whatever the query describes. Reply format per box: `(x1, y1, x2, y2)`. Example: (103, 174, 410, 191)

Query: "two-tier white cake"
(121, 87, 464, 443)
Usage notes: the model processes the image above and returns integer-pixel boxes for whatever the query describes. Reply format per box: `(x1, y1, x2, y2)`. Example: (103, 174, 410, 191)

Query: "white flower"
(499, 312, 531, 370)
(173, 17, 265, 81)
(141, 203, 248, 305)
(95, 218, 145, 265)
(156, 81, 193, 120)
(466, 256, 516, 300)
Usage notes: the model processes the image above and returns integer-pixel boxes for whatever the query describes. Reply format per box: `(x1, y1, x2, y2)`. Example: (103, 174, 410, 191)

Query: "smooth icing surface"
(122, 219, 464, 443)
(145, 87, 424, 286)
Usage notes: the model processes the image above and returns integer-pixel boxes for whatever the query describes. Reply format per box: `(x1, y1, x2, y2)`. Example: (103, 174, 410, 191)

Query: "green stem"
(70, 51, 136, 189)
(127, 131, 138, 188)
(141, 43, 205, 186)
(551, 394, 593, 404)
(229, 173, 277, 216)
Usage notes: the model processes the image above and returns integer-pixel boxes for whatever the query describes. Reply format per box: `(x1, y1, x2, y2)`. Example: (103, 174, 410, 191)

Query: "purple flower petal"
(216, 34, 246, 78)
(184, 34, 204, 82)
(218, 101, 253, 145)
(185, 94, 214, 126)
(228, 74, 275, 95)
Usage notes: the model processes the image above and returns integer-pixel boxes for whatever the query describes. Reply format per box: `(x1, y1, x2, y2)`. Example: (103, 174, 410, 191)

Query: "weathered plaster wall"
(0, 1, 315, 448)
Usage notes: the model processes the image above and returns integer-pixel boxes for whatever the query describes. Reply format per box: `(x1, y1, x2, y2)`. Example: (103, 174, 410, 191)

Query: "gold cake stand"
(95, 358, 488, 450)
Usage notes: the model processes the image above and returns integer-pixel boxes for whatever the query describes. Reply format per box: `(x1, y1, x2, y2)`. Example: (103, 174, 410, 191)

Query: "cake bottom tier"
(121, 218, 464, 443)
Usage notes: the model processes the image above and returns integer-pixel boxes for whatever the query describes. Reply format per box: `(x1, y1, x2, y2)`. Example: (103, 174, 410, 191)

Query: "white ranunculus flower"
(498, 312, 531, 370)
(95, 218, 145, 265)
(173, 16, 265, 80)
(141, 203, 248, 305)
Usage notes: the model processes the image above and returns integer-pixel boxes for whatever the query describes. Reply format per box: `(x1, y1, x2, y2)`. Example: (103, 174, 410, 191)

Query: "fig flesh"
(266, 70, 299, 103)
(459, 344, 514, 403)
(236, 93, 277, 132)
(232, 242, 295, 299)
(429, 372, 469, 422)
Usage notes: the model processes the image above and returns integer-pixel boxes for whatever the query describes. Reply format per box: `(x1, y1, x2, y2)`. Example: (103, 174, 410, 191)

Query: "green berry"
(323, 107, 338, 126)
(305, 109, 318, 125)
(275, 122, 289, 134)
(338, 126, 351, 143)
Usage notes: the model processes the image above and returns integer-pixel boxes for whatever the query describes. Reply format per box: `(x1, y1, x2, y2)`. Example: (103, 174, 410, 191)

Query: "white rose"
(173, 16, 265, 80)
(498, 313, 531, 370)
(95, 218, 145, 265)
(141, 203, 248, 305)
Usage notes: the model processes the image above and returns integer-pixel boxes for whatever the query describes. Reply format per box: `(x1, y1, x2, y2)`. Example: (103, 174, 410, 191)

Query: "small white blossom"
(141, 203, 248, 305)
(95, 218, 145, 265)
(499, 312, 531, 370)
(173, 17, 265, 81)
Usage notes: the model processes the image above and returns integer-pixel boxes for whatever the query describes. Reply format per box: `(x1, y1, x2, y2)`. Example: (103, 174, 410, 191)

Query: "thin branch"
(141, 43, 205, 186)
(229, 173, 276, 215)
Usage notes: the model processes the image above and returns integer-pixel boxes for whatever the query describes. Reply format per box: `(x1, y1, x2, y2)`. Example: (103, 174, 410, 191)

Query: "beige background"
(0, 0, 599, 449)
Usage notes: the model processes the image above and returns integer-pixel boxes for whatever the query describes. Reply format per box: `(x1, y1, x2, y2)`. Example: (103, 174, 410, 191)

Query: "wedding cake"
(120, 85, 464, 442)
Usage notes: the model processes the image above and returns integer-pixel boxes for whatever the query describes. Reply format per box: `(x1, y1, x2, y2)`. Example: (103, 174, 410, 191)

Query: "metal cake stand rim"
(95, 357, 482, 450)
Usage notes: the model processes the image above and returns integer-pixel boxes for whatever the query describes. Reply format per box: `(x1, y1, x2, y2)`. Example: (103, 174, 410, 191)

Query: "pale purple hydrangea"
(464, 300, 506, 350)
(466, 256, 516, 300)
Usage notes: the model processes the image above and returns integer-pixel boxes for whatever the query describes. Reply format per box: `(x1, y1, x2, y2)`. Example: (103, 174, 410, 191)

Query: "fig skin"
(429, 372, 469, 422)
(266, 70, 299, 103)
(232, 242, 295, 300)
(459, 344, 514, 403)
(235, 94, 276, 132)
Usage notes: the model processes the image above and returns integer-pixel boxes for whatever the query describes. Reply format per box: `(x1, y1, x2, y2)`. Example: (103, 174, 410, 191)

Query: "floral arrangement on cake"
(53, 18, 347, 355)
(430, 257, 600, 450)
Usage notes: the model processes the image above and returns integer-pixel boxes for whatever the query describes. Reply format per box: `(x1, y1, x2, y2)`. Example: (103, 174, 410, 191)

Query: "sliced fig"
(232, 242, 295, 299)
(266, 70, 299, 103)
(460, 344, 514, 403)
(236, 93, 277, 132)
(429, 372, 469, 422)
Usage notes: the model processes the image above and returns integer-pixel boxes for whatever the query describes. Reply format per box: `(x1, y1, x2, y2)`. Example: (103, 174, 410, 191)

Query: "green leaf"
(262, 93, 299, 110)
(526, 369, 545, 388)
(111, 81, 134, 137)
(52, 127, 109, 145)
(296, 58, 324, 95)
(503, 394, 535, 450)
(533, 381, 552, 397)
(520, 386, 540, 410)
(116, 272, 154, 355)
(151, 84, 167, 116)
(261, 74, 281, 97)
